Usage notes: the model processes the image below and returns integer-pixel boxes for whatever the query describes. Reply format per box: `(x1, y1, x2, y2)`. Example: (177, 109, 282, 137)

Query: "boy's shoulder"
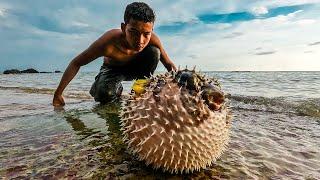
(107, 28, 122, 35)
(100, 29, 122, 42)
(92, 29, 123, 53)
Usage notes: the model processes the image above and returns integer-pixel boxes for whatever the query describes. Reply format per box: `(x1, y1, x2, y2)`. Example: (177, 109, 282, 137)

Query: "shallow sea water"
(0, 72, 319, 179)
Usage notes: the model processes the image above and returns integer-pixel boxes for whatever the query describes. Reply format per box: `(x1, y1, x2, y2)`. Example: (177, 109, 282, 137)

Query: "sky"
(0, 0, 320, 72)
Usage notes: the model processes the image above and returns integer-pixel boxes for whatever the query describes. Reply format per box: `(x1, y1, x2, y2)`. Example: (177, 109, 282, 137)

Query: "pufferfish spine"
(120, 69, 232, 174)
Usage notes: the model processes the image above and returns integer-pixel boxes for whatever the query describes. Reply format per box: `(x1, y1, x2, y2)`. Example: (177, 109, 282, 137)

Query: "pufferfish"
(119, 68, 232, 174)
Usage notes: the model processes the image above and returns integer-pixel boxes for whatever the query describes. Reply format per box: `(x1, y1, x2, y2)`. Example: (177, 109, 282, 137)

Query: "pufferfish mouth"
(201, 85, 225, 111)
(175, 70, 225, 111)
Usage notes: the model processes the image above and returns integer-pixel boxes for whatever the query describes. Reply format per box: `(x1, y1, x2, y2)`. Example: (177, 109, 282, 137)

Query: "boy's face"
(122, 18, 153, 52)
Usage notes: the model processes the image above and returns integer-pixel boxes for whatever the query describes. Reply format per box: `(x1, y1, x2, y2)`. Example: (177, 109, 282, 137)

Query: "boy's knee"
(95, 84, 123, 103)
(91, 78, 123, 103)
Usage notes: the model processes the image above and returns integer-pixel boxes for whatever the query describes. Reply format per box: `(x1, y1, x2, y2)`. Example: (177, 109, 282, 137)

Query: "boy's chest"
(103, 47, 138, 66)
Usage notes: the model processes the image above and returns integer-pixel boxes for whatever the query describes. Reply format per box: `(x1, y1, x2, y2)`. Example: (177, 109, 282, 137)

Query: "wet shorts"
(89, 45, 160, 103)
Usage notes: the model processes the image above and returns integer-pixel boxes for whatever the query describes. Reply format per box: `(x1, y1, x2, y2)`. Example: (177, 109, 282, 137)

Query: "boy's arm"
(53, 34, 108, 107)
(150, 33, 177, 72)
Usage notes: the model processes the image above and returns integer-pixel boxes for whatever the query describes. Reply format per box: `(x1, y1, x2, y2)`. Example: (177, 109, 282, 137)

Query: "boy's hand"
(53, 93, 65, 106)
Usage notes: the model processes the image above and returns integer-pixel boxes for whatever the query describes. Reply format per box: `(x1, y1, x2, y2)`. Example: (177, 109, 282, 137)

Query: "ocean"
(0, 71, 319, 179)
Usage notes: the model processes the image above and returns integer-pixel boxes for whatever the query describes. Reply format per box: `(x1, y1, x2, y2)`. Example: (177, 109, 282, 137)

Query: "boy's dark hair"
(124, 2, 155, 24)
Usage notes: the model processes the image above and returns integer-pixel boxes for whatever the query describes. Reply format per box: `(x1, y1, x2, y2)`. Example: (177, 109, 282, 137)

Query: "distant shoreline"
(3, 68, 62, 74)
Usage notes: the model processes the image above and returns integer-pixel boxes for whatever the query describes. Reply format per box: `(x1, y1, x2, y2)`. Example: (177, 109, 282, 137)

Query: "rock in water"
(3, 69, 21, 74)
(120, 69, 232, 173)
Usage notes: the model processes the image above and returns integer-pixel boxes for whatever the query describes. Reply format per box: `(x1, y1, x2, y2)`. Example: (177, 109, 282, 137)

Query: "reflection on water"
(1, 101, 320, 179)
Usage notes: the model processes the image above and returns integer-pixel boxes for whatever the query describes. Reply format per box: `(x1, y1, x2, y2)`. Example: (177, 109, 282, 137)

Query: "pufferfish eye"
(175, 70, 198, 91)
(175, 70, 225, 111)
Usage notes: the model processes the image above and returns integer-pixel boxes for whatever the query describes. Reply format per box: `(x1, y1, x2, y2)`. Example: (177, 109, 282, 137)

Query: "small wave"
(0, 86, 92, 99)
(63, 92, 92, 99)
(229, 95, 320, 118)
(0, 86, 55, 94)
(2, 86, 319, 118)
(296, 101, 320, 118)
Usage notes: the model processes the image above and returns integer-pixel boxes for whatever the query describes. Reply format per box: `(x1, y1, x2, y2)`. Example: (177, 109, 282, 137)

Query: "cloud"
(1, 1, 320, 72)
(254, 51, 276, 55)
(295, 19, 316, 25)
(251, 6, 269, 16)
(187, 54, 199, 59)
(252, 47, 277, 56)
(159, 2, 320, 71)
(308, 41, 320, 46)
(0, 8, 6, 17)
(153, 0, 320, 26)
(159, 3, 314, 34)
(222, 32, 244, 39)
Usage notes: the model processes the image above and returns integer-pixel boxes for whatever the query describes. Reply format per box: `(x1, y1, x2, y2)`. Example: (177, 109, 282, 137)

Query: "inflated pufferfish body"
(120, 69, 232, 173)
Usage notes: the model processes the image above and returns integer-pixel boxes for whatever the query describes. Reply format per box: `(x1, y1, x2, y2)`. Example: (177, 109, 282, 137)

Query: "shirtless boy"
(53, 2, 177, 106)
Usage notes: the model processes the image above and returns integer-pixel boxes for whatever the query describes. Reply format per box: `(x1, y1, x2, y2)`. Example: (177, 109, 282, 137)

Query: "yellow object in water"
(132, 79, 150, 95)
